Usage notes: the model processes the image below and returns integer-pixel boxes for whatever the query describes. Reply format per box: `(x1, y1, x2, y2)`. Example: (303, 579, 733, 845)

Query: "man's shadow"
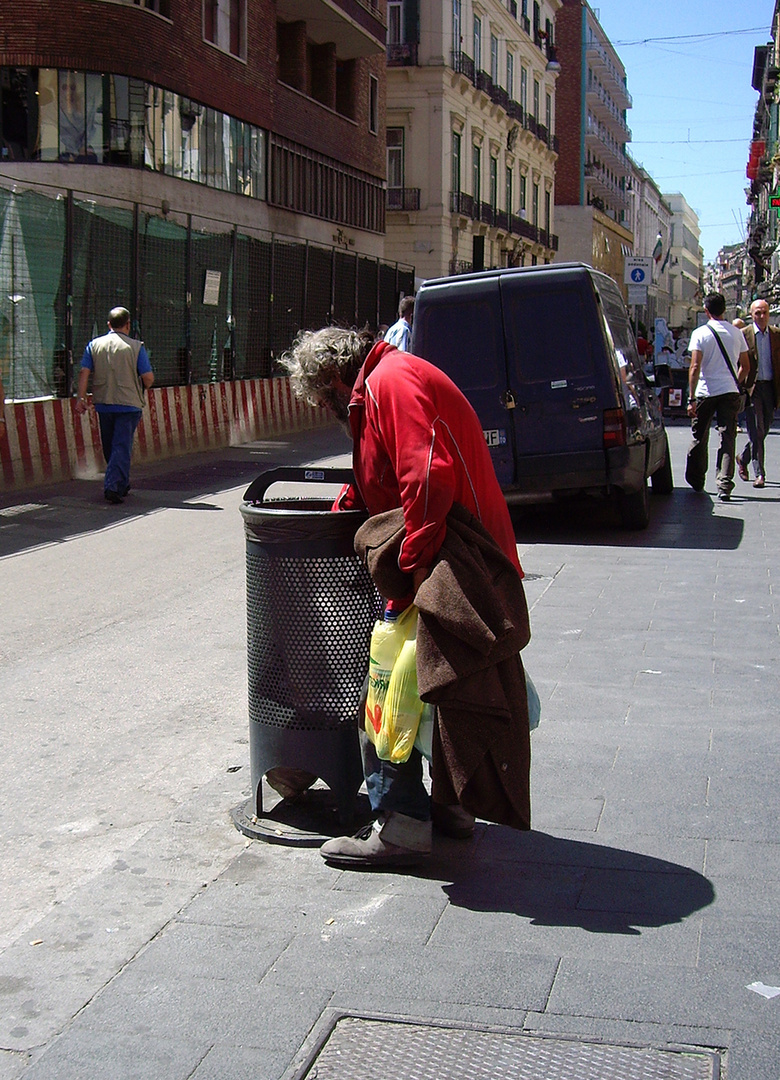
(436, 829, 714, 936)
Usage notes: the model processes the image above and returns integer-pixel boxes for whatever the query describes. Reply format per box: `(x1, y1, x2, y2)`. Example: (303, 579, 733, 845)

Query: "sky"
(591, 0, 770, 264)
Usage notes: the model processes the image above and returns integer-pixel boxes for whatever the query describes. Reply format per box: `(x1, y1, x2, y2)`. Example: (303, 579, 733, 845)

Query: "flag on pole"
(660, 246, 671, 273)
(652, 233, 663, 263)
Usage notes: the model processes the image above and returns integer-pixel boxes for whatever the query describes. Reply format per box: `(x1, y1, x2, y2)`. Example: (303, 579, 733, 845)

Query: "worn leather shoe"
(431, 802, 476, 839)
(738, 462, 749, 482)
(754, 476, 765, 488)
(320, 820, 429, 868)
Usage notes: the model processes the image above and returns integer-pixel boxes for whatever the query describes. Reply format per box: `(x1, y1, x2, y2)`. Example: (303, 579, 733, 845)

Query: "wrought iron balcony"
(475, 69, 493, 95)
(490, 84, 511, 111)
(387, 187, 420, 211)
(451, 50, 475, 82)
(387, 42, 418, 66)
(450, 191, 475, 217)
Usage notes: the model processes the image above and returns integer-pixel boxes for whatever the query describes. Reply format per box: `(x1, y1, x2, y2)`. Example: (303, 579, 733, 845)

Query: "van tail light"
(603, 408, 626, 449)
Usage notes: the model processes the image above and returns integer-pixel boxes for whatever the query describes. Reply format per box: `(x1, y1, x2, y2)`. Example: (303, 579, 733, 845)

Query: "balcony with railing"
(490, 84, 511, 111)
(450, 191, 476, 218)
(387, 187, 420, 211)
(475, 69, 493, 95)
(446, 198, 558, 250)
(451, 50, 475, 82)
(387, 42, 418, 66)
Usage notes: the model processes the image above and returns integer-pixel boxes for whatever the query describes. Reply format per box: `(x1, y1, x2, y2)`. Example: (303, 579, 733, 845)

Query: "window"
(545, 188, 551, 233)
(473, 17, 482, 72)
(387, 127, 404, 189)
(532, 180, 539, 225)
(545, 92, 552, 133)
(453, 0, 462, 51)
(452, 131, 461, 193)
(369, 76, 379, 134)
(489, 156, 498, 210)
(506, 52, 515, 99)
(387, 0, 403, 43)
(505, 165, 513, 214)
(204, 0, 246, 59)
(519, 174, 526, 214)
(472, 143, 481, 203)
(490, 35, 499, 84)
(57, 70, 104, 163)
(520, 66, 527, 113)
(533, 78, 539, 120)
(102, 0, 171, 13)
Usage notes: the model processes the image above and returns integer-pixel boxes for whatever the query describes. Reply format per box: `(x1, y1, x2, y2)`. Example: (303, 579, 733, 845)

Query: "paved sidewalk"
(2, 422, 779, 1079)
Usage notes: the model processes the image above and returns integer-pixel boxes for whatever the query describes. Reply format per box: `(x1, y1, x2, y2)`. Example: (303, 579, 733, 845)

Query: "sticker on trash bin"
(669, 389, 683, 407)
(304, 470, 326, 481)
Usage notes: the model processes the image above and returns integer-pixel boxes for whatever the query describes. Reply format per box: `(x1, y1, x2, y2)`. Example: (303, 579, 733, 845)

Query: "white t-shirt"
(688, 320, 747, 399)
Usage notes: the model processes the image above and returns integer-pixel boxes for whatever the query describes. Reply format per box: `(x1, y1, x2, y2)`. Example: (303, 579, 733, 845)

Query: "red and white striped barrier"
(0, 377, 329, 493)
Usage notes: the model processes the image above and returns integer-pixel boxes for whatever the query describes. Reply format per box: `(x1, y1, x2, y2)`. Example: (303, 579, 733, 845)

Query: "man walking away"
(76, 308, 154, 504)
(737, 299, 780, 488)
(383, 296, 415, 352)
(685, 293, 749, 502)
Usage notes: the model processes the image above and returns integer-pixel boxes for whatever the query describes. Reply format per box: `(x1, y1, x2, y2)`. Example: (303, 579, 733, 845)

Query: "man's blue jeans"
(98, 410, 141, 496)
(358, 724, 431, 822)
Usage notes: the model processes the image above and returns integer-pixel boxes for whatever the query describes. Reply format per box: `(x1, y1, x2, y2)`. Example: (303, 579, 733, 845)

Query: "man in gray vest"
(76, 307, 154, 503)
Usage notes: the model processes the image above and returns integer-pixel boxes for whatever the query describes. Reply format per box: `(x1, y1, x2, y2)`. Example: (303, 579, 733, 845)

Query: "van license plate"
(484, 429, 507, 447)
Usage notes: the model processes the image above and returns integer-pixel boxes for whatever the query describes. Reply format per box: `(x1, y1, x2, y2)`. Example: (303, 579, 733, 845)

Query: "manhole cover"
(294, 1017, 718, 1080)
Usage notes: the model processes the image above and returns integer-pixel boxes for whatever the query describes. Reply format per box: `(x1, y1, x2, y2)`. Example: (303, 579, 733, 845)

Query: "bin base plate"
(231, 789, 372, 847)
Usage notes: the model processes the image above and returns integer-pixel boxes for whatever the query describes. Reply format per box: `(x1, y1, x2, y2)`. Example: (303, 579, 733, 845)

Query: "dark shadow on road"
(436, 829, 715, 935)
(510, 488, 746, 552)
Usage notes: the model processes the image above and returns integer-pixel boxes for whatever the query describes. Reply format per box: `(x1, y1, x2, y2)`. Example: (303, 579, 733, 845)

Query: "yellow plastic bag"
(365, 604, 421, 762)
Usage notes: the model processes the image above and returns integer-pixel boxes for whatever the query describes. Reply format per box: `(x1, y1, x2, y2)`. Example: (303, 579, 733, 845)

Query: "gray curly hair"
(279, 327, 374, 406)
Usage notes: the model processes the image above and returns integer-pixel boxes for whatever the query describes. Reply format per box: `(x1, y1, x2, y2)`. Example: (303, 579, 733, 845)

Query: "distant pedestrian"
(736, 299, 780, 488)
(75, 308, 154, 504)
(383, 296, 415, 352)
(685, 293, 749, 502)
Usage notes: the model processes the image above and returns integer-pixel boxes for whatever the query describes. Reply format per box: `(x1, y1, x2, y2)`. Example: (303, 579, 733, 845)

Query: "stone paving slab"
(2, 423, 780, 1078)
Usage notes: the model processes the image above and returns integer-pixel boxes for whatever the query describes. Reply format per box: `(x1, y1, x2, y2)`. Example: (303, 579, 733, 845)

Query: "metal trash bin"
(238, 467, 377, 835)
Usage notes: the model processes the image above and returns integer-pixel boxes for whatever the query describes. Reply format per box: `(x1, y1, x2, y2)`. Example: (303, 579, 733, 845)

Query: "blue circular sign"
(631, 268, 646, 283)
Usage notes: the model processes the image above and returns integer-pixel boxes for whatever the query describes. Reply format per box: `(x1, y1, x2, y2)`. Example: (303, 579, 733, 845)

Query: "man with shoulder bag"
(736, 299, 780, 488)
(685, 293, 749, 502)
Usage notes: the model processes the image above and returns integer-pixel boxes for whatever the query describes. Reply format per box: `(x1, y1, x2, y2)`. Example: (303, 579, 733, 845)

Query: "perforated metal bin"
(240, 467, 377, 826)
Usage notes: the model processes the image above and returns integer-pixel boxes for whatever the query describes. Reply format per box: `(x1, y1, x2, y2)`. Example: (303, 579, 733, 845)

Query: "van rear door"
(499, 270, 608, 489)
(411, 275, 516, 485)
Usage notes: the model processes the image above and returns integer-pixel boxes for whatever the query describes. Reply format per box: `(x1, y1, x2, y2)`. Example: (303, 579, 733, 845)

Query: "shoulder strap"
(706, 325, 741, 391)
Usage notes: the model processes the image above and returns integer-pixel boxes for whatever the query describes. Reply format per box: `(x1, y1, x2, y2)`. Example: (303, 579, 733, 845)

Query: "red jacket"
(335, 342, 522, 576)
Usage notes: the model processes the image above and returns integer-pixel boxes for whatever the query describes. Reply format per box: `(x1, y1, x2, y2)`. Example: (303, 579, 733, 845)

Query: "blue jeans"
(98, 410, 141, 495)
(358, 725, 431, 821)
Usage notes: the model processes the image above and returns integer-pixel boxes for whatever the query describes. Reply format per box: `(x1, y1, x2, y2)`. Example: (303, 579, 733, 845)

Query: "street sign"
(624, 256, 653, 285)
(627, 284, 648, 305)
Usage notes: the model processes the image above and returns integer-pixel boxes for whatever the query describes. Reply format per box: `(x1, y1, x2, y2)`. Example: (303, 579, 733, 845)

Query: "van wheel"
(651, 435, 674, 494)
(619, 478, 650, 530)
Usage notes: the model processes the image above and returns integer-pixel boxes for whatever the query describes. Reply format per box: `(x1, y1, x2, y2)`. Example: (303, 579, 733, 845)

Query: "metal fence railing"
(0, 182, 415, 400)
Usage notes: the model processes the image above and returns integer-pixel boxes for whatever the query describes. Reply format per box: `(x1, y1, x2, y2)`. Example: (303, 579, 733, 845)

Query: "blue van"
(410, 262, 673, 529)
